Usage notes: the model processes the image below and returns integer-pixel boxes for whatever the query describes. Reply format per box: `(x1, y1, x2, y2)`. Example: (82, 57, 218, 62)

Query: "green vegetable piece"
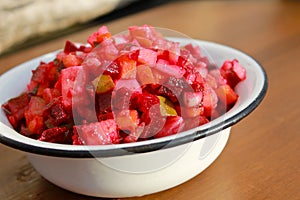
(158, 96, 177, 116)
(93, 75, 115, 94)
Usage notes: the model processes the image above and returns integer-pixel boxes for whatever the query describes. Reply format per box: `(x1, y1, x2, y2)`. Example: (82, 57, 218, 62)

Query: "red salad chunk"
(1, 25, 246, 145)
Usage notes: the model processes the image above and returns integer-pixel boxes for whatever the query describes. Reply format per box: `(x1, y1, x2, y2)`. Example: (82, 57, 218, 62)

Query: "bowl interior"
(0, 38, 267, 157)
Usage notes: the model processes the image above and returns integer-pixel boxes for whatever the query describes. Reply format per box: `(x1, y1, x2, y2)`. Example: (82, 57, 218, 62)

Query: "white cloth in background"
(0, 0, 132, 54)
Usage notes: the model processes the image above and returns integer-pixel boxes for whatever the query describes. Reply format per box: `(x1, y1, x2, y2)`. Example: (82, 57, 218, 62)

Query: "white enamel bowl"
(0, 38, 267, 198)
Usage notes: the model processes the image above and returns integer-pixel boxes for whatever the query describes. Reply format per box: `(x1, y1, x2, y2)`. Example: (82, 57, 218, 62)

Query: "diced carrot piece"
(215, 84, 239, 105)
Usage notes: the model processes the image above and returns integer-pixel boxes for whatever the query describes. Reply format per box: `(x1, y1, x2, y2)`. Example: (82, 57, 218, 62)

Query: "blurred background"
(0, 0, 176, 56)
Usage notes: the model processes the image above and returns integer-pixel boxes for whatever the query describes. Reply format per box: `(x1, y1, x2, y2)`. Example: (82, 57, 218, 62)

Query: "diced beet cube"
(220, 59, 246, 88)
(181, 106, 205, 118)
(168, 46, 181, 64)
(138, 48, 157, 65)
(183, 91, 203, 107)
(156, 49, 169, 60)
(97, 112, 114, 121)
(5, 116, 18, 130)
(116, 110, 139, 134)
(162, 76, 192, 100)
(82, 55, 103, 80)
(28, 65, 49, 95)
(155, 59, 186, 78)
(209, 108, 222, 121)
(183, 115, 209, 131)
(202, 84, 218, 117)
(2, 93, 30, 129)
(97, 92, 112, 114)
(42, 88, 61, 104)
(87, 26, 111, 47)
(139, 93, 161, 125)
(128, 25, 159, 48)
(112, 87, 142, 114)
(104, 62, 121, 80)
(54, 73, 62, 92)
(205, 74, 218, 89)
(91, 38, 119, 62)
(115, 79, 142, 93)
(137, 92, 160, 114)
(60, 66, 89, 110)
(184, 44, 202, 59)
(62, 53, 83, 68)
(154, 116, 183, 138)
(129, 25, 151, 38)
(20, 125, 33, 137)
(27, 81, 39, 95)
(209, 69, 227, 87)
(72, 129, 84, 145)
(64, 40, 79, 53)
(140, 106, 166, 139)
(117, 55, 137, 79)
(123, 134, 138, 143)
(123, 123, 144, 143)
(151, 68, 169, 84)
(185, 73, 196, 85)
(64, 40, 87, 54)
(31, 63, 50, 83)
(156, 86, 178, 103)
(74, 105, 98, 123)
(45, 97, 70, 127)
(47, 61, 62, 84)
(38, 127, 72, 144)
(74, 119, 119, 145)
(28, 61, 62, 96)
(184, 44, 209, 67)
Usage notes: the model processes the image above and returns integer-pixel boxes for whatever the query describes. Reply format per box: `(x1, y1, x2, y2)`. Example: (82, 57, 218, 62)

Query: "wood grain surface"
(0, 1, 299, 199)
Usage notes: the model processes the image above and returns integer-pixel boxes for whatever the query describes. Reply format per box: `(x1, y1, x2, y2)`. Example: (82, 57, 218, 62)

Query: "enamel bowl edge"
(0, 38, 267, 197)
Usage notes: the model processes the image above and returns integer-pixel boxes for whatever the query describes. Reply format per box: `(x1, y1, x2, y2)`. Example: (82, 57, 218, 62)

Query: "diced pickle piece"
(93, 74, 115, 94)
(158, 96, 177, 116)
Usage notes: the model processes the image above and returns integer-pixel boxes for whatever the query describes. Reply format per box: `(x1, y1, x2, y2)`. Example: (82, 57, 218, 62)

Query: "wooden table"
(0, 0, 299, 199)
